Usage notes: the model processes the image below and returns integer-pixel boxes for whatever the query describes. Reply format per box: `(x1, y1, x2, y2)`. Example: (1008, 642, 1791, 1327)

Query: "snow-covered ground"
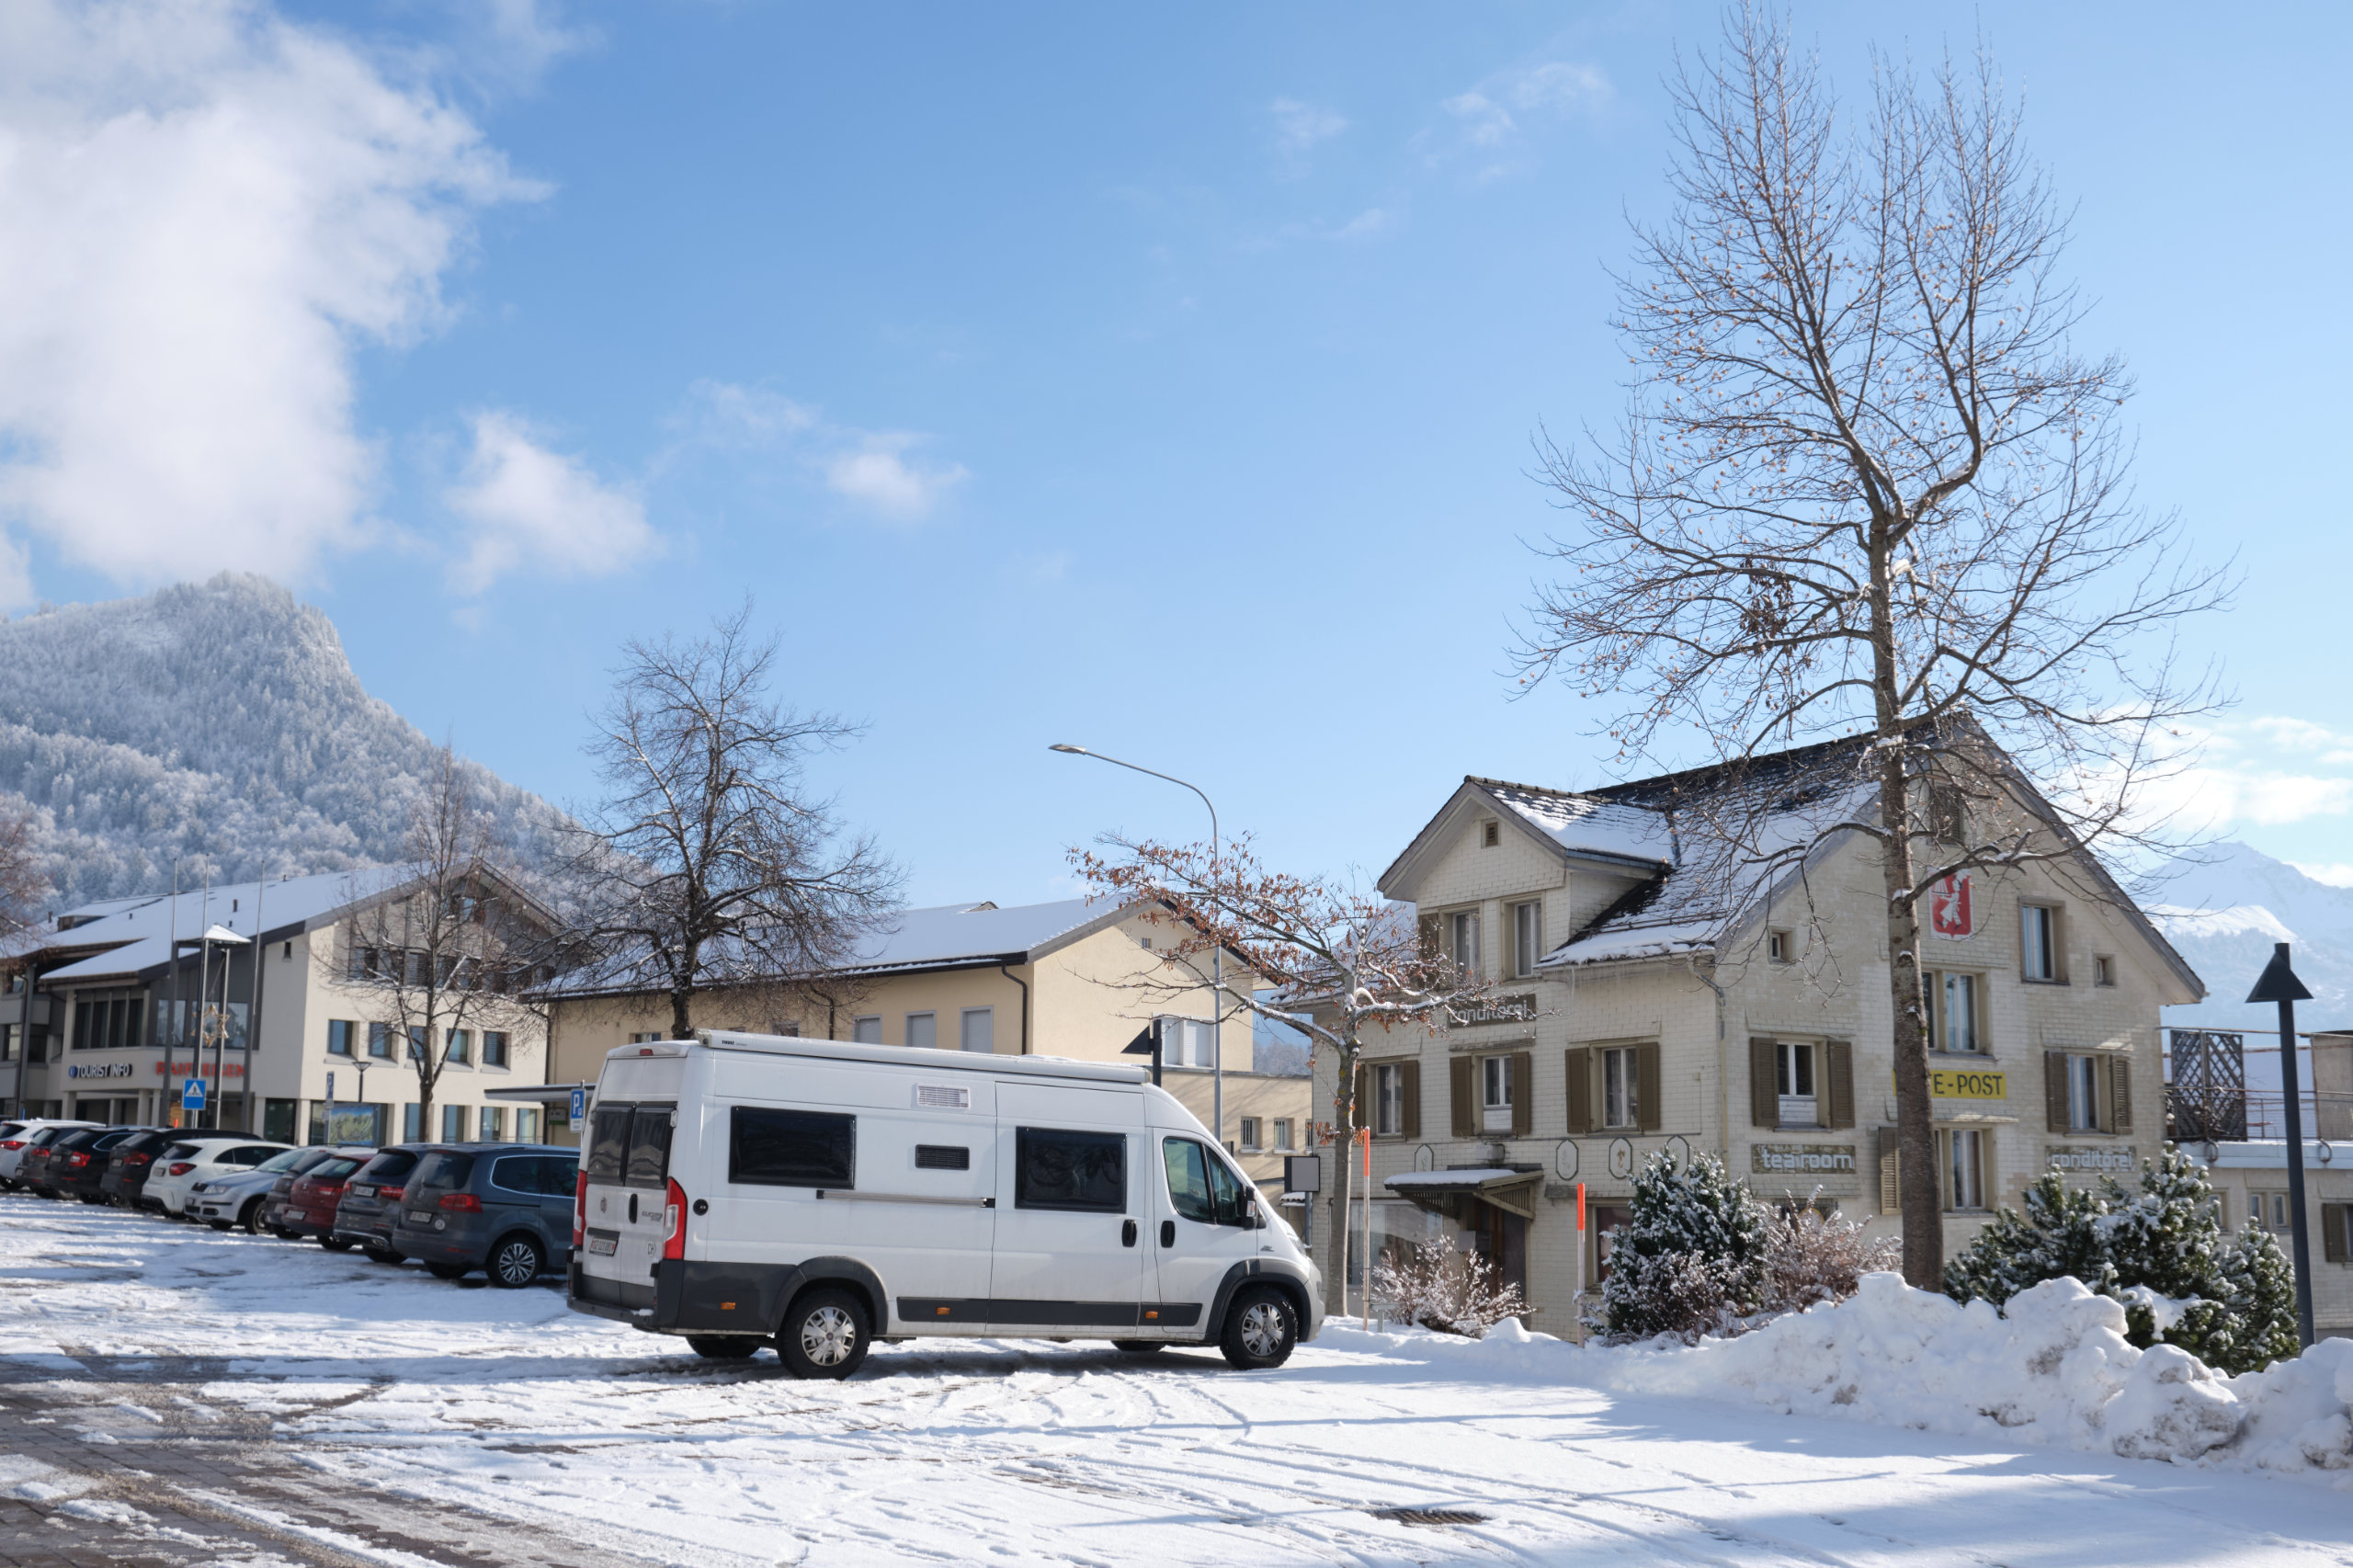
(4, 1198, 2350, 1567)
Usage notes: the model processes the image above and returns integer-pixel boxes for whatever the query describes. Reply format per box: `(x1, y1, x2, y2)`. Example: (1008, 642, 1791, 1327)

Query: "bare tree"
(1074, 835, 1493, 1313)
(1516, 10, 2227, 1286)
(329, 746, 552, 1142)
(571, 604, 901, 1039)
(0, 797, 46, 943)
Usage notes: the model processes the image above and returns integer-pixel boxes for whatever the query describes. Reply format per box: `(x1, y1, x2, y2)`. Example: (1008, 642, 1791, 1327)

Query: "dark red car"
(277, 1153, 370, 1244)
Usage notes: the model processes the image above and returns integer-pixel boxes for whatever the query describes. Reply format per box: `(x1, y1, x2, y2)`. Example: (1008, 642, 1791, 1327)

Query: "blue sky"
(6, 0, 2351, 903)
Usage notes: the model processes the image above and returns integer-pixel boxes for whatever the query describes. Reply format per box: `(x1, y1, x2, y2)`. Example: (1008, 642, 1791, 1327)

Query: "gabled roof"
(1377, 778, 1674, 903)
(19, 867, 418, 984)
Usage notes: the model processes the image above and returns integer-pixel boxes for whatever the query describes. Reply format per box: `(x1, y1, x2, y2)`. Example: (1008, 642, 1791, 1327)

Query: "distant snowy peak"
(2149, 842, 2353, 1028)
(2145, 904, 2297, 944)
(0, 574, 560, 908)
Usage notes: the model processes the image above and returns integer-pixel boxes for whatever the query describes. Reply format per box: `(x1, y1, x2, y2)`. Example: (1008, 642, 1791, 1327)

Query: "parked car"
(278, 1152, 374, 1244)
(0, 1120, 98, 1189)
(100, 1129, 247, 1210)
(42, 1127, 147, 1203)
(143, 1138, 294, 1218)
(392, 1144, 580, 1287)
(330, 1145, 436, 1262)
(258, 1147, 367, 1234)
(192, 1148, 338, 1233)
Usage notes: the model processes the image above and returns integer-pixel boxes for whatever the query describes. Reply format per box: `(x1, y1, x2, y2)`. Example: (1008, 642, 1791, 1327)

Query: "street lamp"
(2247, 941, 2317, 1348)
(1051, 744, 1227, 1151)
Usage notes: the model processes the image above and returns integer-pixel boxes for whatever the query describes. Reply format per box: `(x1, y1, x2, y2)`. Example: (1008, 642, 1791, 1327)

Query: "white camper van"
(568, 1030, 1323, 1378)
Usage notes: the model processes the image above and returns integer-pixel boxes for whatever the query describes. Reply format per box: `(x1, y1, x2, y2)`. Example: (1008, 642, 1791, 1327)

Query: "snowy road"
(1, 1196, 2347, 1567)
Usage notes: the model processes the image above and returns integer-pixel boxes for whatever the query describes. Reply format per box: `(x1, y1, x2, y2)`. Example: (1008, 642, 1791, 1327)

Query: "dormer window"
(1482, 820, 1500, 847)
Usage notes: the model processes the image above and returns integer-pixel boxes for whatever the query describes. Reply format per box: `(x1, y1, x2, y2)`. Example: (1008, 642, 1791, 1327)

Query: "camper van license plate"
(587, 1233, 618, 1256)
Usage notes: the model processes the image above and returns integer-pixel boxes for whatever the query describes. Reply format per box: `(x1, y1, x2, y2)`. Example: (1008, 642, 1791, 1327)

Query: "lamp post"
(1051, 744, 1226, 1152)
(2247, 940, 2316, 1349)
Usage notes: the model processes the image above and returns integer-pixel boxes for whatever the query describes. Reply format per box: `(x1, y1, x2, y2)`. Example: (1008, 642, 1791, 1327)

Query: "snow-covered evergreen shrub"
(1944, 1150, 2299, 1375)
(1758, 1197, 1902, 1313)
(1599, 1152, 1770, 1340)
(1372, 1234, 1528, 1336)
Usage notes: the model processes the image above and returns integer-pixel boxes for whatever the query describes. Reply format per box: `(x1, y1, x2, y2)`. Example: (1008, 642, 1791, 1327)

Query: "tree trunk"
(671, 986, 694, 1040)
(1325, 1040, 1358, 1315)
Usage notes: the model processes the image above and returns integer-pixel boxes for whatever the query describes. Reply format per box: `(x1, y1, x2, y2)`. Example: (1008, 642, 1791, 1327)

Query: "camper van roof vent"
(915, 1085, 972, 1110)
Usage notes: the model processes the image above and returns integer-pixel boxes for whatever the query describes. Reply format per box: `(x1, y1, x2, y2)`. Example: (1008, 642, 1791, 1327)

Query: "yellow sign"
(1894, 1068, 2006, 1099)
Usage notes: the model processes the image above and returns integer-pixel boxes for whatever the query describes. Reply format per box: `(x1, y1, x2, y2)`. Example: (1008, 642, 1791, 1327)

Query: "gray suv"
(390, 1145, 579, 1288)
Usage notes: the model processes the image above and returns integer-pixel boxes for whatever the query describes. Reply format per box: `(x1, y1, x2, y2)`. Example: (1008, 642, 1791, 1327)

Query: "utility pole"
(2247, 941, 2317, 1349)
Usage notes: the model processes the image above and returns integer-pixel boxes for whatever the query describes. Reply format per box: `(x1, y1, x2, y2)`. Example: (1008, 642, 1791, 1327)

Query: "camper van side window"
(624, 1105, 676, 1189)
(730, 1108, 856, 1188)
(1015, 1127, 1126, 1214)
(586, 1104, 632, 1183)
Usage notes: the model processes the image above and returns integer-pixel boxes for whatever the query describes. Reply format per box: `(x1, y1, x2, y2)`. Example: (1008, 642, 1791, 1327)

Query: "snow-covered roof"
(27, 867, 415, 984)
(1541, 919, 1722, 969)
(1470, 778, 1677, 867)
(1384, 1168, 1534, 1191)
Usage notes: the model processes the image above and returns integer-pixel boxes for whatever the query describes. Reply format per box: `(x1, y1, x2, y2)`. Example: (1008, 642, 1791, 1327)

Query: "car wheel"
(1110, 1340, 1167, 1354)
(319, 1234, 354, 1252)
(487, 1234, 544, 1289)
(778, 1288, 870, 1381)
(79, 1194, 104, 1206)
(1218, 1287, 1298, 1371)
(426, 1262, 472, 1280)
(239, 1203, 264, 1235)
(687, 1336, 763, 1360)
(209, 1220, 233, 1232)
(363, 1245, 403, 1265)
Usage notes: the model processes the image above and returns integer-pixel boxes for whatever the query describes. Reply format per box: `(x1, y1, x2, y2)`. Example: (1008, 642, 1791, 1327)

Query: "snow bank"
(1331, 1274, 2353, 1483)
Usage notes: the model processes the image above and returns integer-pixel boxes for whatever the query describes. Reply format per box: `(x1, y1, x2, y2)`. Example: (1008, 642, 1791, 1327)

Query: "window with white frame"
(851, 1016, 882, 1044)
(960, 1007, 994, 1053)
(1371, 1062, 1404, 1136)
(1481, 1054, 1513, 1133)
(1943, 1128, 1988, 1210)
(1272, 1119, 1294, 1151)
(2093, 955, 2115, 987)
(1602, 1046, 1638, 1130)
(1450, 911, 1482, 975)
(2021, 903, 2062, 982)
(1238, 1117, 1262, 1152)
(2066, 1053, 2103, 1132)
(479, 1105, 506, 1142)
(1161, 1017, 1213, 1068)
(2250, 1190, 2290, 1234)
(1767, 928, 1792, 963)
(627, 1032, 663, 1045)
(904, 1012, 938, 1050)
(1777, 1040, 1818, 1126)
(1513, 901, 1542, 977)
(1924, 971, 1980, 1053)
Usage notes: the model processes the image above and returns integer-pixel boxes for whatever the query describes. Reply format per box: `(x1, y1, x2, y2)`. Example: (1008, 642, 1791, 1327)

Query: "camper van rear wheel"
(1219, 1287, 1298, 1370)
(687, 1336, 762, 1360)
(779, 1289, 870, 1380)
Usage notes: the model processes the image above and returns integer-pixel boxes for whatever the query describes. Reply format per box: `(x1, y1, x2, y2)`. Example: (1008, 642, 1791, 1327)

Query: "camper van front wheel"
(780, 1289, 871, 1380)
(1219, 1287, 1298, 1370)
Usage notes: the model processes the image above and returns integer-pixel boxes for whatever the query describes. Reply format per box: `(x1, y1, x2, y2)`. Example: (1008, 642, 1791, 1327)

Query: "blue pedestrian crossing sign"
(181, 1077, 205, 1112)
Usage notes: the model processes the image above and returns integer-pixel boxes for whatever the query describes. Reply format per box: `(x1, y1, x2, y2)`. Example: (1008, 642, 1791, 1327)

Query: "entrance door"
(1146, 1134, 1261, 1337)
(987, 1085, 1147, 1332)
(1468, 1202, 1529, 1303)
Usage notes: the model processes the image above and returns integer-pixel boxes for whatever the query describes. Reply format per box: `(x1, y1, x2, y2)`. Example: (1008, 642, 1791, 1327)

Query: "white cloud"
(825, 437, 967, 522)
(1432, 59, 1610, 175)
(1270, 97, 1347, 174)
(443, 412, 657, 594)
(2289, 862, 2353, 889)
(2247, 715, 2347, 752)
(677, 381, 819, 449)
(0, 0, 533, 607)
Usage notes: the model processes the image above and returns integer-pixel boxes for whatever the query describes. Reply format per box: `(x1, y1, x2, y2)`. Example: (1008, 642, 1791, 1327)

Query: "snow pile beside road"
(1584, 1273, 2353, 1479)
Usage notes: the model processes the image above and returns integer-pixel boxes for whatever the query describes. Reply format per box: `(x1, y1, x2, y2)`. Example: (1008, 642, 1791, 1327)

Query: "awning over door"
(1384, 1167, 1541, 1221)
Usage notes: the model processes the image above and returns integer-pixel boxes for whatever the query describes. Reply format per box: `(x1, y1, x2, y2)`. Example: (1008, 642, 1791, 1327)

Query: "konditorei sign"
(2046, 1144, 2136, 1175)
(1449, 992, 1540, 1028)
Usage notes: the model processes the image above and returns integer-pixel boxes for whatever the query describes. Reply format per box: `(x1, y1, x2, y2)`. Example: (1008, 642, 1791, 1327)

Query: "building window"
(1482, 1054, 1513, 1133)
(1942, 1128, 1988, 1210)
(851, 1016, 882, 1044)
(772, 1020, 802, 1037)
(327, 1020, 355, 1057)
(404, 1104, 422, 1141)
(1272, 1119, 1294, 1152)
(407, 1026, 427, 1062)
(1371, 1062, 1404, 1136)
(1482, 820, 1500, 847)
(516, 1107, 540, 1141)
(1513, 901, 1542, 977)
(2250, 1190, 2290, 1234)
(479, 1106, 506, 1142)
(1767, 929, 1792, 963)
(1161, 1017, 1211, 1068)
(1927, 782, 1965, 844)
(2021, 903, 2062, 982)
(960, 1007, 995, 1053)
(1924, 971, 1980, 1053)
(367, 1023, 392, 1060)
(1449, 911, 1481, 976)
(446, 1028, 471, 1065)
(483, 1031, 508, 1067)
(440, 1104, 466, 1142)
(2066, 1053, 2102, 1132)
(1602, 1045, 1639, 1130)
(1238, 1117, 1262, 1152)
(628, 1031, 663, 1045)
(2093, 955, 2115, 987)
(905, 1012, 938, 1050)
(1777, 1040, 1818, 1126)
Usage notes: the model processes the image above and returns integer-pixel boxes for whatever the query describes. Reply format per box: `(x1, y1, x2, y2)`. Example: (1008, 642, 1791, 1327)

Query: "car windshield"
(254, 1149, 310, 1173)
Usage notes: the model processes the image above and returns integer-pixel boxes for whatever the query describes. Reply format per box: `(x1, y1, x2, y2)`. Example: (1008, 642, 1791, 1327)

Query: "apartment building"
(539, 896, 1310, 1189)
(0, 869, 553, 1144)
(1308, 738, 2201, 1335)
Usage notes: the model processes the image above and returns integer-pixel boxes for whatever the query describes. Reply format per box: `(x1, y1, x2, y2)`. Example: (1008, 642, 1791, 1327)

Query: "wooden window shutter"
(1449, 1054, 1476, 1138)
(1564, 1047, 1593, 1134)
(1876, 1127, 1901, 1213)
(2044, 1051, 2069, 1133)
(1509, 1051, 1533, 1137)
(2107, 1053, 2132, 1134)
(1399, 1061, 1421, 1142)
(1634, 1041, 1662, 1132)
(1748, 1037, 1779, 1129)
(2325, 1204, 2349, 1266)
(1417, 913, 1442, 964)
(1351, 1062, 1368, 1132)
(1823, 1040, 1855, 1130)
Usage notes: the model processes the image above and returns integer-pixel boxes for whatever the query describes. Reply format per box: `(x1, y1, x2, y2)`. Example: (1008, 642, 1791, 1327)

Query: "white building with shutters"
(1308, 735, 2201, 1338)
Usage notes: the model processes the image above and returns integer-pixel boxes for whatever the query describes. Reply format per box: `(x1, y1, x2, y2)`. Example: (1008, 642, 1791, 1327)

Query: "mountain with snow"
(2146, 841, 2353, 1030)
(0, 574, 561, 910)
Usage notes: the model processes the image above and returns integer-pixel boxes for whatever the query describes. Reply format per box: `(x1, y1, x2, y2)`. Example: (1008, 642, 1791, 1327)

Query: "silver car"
(190, 1147, 332, 1233)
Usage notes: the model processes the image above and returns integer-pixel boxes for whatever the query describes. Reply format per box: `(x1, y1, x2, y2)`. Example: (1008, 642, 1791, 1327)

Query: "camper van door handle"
(1121, 1219, 1137, 1248)
(1160, 1220, 1175, 1248)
